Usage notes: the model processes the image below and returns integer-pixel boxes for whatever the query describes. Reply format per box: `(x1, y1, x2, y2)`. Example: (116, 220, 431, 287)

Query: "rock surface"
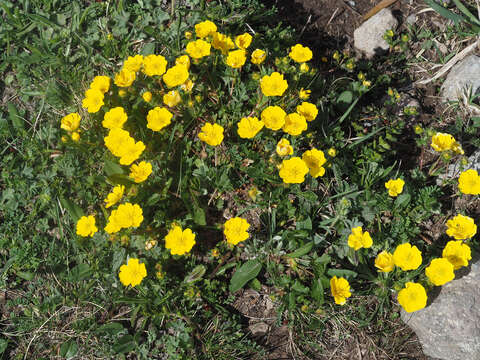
(441, 55, 480, 101)
(401, 261, 480, 360)
(353, 8, 398, 58)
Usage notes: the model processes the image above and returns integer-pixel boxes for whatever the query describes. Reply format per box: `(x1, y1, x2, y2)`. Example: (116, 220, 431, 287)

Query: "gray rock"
(441, 55, 480, 102)
(406, 14, 417, 25)
(353, 8, 398, 58)
(437, 149, 480, 185)
(248, 321, 269, 336)
(401, 261, 480, 360)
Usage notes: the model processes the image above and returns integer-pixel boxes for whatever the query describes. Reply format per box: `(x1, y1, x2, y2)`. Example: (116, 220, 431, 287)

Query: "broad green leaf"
(184, 265, 206, 283)
(60, 340, 78, 359)
(96, 322, 124, 336)
(59, 196, 84, 223)
(104, 159, 124, 176)
(193, 204, 206, 226)
(0, 339, 7, 355)
(8, 103, 23, 131)
(327, 268, 358, 279)
(291, 280, 309, 294)
(113, 335, 136, 354)
(311, 278, 324, 304)
(425, 0, 465, 25)
(112, 248, 126, 272)
(286, 241, 313, 258)
(68, 263, 92, 282)
(229, 260, 262, 293)
(394, 193, 411, 209)
(16, 271, 34, 281)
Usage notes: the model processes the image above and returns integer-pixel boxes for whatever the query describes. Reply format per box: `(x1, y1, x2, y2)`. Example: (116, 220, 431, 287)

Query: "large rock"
(441, 55, 480, 101)
(437, 149, 480, 185)
(354, 9, 398, 58)
(401, 261, 480, 360)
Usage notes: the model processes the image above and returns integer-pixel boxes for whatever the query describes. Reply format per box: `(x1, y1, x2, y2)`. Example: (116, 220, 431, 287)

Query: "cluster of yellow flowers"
(430, 132, 464, 155)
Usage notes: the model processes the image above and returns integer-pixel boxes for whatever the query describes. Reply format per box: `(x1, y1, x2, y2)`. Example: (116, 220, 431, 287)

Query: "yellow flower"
(146, 107, 173, 132)
(175, 55, 191, 70)
(119, 258, 147, 287)
(224, 217, 250, 245)
(61, 112, 81, 132)
(163, 64, 189, 88)
(302, 148, 326, 178)
(425, 258, 455, 286)
(446, 214, 477, 240)
(114, 69, 136, 87)
(296, 102, 318, 122)
(195, 20, 217, 38)
(362, 80, 371, 87)
(103, 107, 128, 130)
(393, 243, 422, 271)
(123, 55, 144, 72)
(212, 32, 235, 55)
(442, 240, 472, 270)
(181, 79, 194, 93)
(248, 186, 259, 201)
(299, 88, 311, 100)
(105, 203, 143, 233)
(71, 132, 80, 142)
(186, 39, 211, 59)
(89, 75, 111, 94)
(142, 54, 168, 77)
(330, 276, 351, 305)
(458, 169, 480, 195)
(163, 90, 182, 107)
(260, 72, 288, 97)
(142, 91, 152, 102)
(129, 161, 152, 183)
(185, 31, 192, 39)
(328, 148, 336, 157)
(104, 185, 125, 208)
(76, 215, 98, 237)
(104, 128, 145, 165)
(276, 138, 293, 156)
(226, 49, 247, 69)
(299, 63, 309, 72)
(289, 44, 313, 63)
(237, 116, 264, 139)
(251, 49, 266, 65)
(279, 157, 309, 184)
(283, 113, 307, 136)
(235, 33, 252, 49)
(358, 72, 365, 81)
(347, 226, 373, 250)
(397, 282, 427, 313)
(431, 132, 456, 152)
(61, 136, 68, 143)
(82, 88, 104, 113)
(118, 89, 127, 98)
(261, 106, 286, 130)
(384, 178, 405, 197)
(165, 225, 196, 255)
(375, 251, 395, 272)
(198, 123, 224, 146)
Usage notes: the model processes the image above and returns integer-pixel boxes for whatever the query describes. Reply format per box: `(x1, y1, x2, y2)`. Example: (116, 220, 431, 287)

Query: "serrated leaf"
(394, 193, 411, 209)
(286, 241, 313, 258)
(229, 260, 262, 293)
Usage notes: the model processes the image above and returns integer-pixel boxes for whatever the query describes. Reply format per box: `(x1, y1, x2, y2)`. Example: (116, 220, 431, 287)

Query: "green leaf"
(229, 259, 262, 293)
(16, 271, 34, 281)
(337, 90, 353, 107)
(59, 196, 84, 223)
(291, 280, 309, 294)
(193, 204, 206, 226)
(68, 263, 92, 282)
(394, 193, 411, 209)
(184, 265, 206, 283)
(60, 340, 78, 359)
(104, 159, 124, 176)
(286, 241, 313, 258)
(0, 339, 7, 355)
(112, 248, 126, 272)
(249, 278, 262, 291)
(425, 0, 465, 25)
(472, 116, 480, 127)
(8, 103, 23, 131)
(96, 322, 124, 336)
(452, 0, 480, 26)
(327, 268, 358, 279)
(311, 278, 324, 304)
(113, 335, 136, 354)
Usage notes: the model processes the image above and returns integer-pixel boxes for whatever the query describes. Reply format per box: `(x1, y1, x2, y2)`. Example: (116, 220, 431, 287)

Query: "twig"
(416, 39, 480, 85)
(362, 0, 399, 22)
